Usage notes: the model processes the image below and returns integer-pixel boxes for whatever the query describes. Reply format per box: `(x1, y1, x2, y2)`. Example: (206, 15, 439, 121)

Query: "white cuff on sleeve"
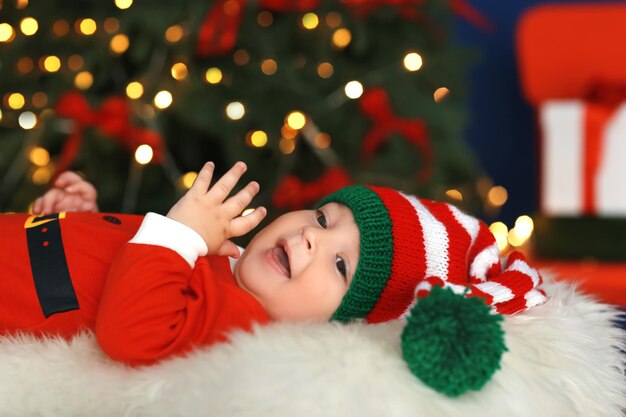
(129, 212, 208, 268)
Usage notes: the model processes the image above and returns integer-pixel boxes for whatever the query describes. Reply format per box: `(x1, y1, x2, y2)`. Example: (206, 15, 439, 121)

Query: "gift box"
(539, 99, 626, 216)
(517, 4, 626, 260)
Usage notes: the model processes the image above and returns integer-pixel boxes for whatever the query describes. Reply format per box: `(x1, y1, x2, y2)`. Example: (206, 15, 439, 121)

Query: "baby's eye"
(336, 256, 347, 279)
(316, 210, 327, 229)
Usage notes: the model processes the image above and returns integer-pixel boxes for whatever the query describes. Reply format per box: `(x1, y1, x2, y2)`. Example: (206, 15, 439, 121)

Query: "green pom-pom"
(401, 286, 507, 397)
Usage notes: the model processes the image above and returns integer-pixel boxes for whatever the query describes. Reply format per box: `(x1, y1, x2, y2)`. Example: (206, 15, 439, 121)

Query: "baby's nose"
(301, 226, 318, 251)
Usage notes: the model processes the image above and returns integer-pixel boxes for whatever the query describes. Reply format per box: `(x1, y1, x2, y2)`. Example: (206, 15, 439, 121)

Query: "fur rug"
(0, 281, 623, 417)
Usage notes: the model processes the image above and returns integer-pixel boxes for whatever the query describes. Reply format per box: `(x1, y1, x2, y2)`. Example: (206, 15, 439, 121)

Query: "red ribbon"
(582, 83, 626, 214)
(272, 166, 352, 210)
(359, 88, 433, 183)
(53, 91, 164, 179)
(196, 0, 246, 58)
(196, 0, 320, 57)
(196, 0, 489, 57)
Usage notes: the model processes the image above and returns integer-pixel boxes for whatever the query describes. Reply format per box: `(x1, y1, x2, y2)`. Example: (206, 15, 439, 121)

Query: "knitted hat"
(320, 185, 547, 323)
(320, 185, 548, 396)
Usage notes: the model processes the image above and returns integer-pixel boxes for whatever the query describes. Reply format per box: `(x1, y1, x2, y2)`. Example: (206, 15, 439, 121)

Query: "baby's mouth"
(271, 244, 291, 278)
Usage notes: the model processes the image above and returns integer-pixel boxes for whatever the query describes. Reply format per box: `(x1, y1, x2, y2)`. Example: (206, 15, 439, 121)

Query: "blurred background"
(1, 0, 626, 281)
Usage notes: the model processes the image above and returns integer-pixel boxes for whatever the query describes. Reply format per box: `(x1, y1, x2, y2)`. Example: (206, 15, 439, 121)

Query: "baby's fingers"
(189, 162, 215, 196)
(229, 206, 267, 237)
(223, 181, 260, 216)
(208, 161, 247, 202)
(54, 171, 84, 188)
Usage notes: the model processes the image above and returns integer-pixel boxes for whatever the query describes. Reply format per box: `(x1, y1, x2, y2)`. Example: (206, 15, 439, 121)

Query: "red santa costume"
(0, 211, 269, 366)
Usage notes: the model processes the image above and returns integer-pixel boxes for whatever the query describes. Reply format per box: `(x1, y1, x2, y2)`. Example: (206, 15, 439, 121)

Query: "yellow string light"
(134, 144, 153, 165)
(20, 17, 39, 36)
(0, 23, 15, 42)
(29, 147, 50, 166)
(403, 52, 423, 72)
(32, 166, 52, 185)
(165, 25, 184, 43)
(110, 34, 129, 54)
(18, 112, 37, 130)
(513, 215, 534, 240)
(247, 130, 268, 148)
(126, 81, 144, 99)
(279, 138, 296, 154)
(434, 87, 450, 103)
(115, 0, 133, 10)
(74, 71, 94, 90)
(261, 59, 277, 75)
(445, 189, 463, 201)
(43, 56, 61, 72)
(487, 186, 508, 207)
(301, 13, 319, 30)
(314, 133, 331, 149)
(78, 18, 97, 36)
(489, 221, 509, 252)
(331, 28, 351, 48)
(8, 93, 25, 110)
(286, 111, 306, 130)
(317, 62, 333, 79)
(153, 91, 173, 109)
(205, 67, 223, 84)
(16, 0, 29, 9)
(226, 102, 245, 120)
(171, 62, 188, 80)
(180, 172, 198, 189)
(344, 81, 364, 99)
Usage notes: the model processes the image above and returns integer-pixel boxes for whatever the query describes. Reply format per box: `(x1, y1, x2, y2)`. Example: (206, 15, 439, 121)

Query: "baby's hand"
(32, 171, 99, 215)
(166, 161, 267, 258)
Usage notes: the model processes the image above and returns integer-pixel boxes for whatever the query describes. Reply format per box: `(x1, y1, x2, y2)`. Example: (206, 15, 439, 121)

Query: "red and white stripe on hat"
(366, 186, 547, 322)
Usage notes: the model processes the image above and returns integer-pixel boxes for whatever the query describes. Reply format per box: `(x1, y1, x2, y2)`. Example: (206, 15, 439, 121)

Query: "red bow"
(359, 88, 433, 183)
(197, 1, 491, 57)
(196, 0, 320, 57)
(272, 166, 352, 210)
(53, 91, 164, 179)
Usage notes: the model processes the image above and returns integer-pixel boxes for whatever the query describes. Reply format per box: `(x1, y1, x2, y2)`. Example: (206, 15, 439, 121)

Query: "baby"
(2, 161, 545, 369)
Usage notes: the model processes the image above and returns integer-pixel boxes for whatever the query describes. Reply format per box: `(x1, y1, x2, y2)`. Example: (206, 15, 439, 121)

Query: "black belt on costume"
(25, 213, 79, 318)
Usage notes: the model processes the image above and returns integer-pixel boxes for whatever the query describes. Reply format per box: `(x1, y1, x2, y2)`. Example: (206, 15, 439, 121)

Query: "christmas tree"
(0, 0, 492, 241)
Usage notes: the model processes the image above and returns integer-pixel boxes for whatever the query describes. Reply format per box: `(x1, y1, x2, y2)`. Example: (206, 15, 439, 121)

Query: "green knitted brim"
(319, 185, 393, 322)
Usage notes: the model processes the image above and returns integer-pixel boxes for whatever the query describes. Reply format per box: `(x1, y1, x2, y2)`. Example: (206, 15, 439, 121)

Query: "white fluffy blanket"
(0, 281, 624, 417)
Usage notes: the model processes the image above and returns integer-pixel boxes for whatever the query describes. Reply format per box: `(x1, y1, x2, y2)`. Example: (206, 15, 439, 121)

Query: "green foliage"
(0, 0, 482, 231)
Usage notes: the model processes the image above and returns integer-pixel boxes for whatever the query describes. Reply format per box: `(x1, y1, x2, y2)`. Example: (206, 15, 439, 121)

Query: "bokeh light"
(19, 111, 37, 129)
(205, 67, 223, 84)
(403, 52, 423, 71)
(286, 111, 306, 130)
(74, 71, 93, 90)
(126, 81, 144, 99)
(110, 34, 130, 54)
(332, 28, 351, 48)
(344, 81, 364, 99)
(226, 102, 245, 120)
(154, 91, 173, 109)
(134, 144, 153, 165)
(302, 13, 319, 29)
(29, 147, 50, 166)
(20, 17, 38, 36)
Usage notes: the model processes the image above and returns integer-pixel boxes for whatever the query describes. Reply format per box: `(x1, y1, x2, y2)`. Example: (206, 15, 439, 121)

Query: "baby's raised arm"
(166, 161, 267, 258)
(32, 171, 98, 215)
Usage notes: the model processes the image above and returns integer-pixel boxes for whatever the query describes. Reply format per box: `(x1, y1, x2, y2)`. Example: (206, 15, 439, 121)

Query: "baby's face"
(234, 202, 360, 321)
